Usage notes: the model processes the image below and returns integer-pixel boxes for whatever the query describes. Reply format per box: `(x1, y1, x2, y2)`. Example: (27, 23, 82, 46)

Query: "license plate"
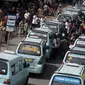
(25, 58, 33, 62)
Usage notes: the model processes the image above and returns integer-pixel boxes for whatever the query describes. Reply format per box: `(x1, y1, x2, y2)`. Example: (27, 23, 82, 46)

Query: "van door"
(10, 60, 28, 85)
(42, 45, 46, 64)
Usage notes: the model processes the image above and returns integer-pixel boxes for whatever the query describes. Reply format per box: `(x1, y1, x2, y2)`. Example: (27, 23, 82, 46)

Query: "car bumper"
(28, 64, 44, 74)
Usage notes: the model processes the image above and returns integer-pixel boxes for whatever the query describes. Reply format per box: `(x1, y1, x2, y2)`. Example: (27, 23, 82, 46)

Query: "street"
(0, 36, 62, 85)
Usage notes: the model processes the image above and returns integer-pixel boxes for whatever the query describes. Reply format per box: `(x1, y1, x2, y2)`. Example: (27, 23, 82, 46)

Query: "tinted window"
(0, 61, 7, 75)
(65, 53, 85, 65)
(52, 75, 81, 85)
(18, 44, 41, 56)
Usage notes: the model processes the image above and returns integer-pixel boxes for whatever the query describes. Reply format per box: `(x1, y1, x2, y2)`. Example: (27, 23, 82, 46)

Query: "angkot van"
(49, 63, 85, 85)
(16, 37, 46, 74)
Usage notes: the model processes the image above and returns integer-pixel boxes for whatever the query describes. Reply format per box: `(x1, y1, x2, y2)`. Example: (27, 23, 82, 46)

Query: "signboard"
(6, 15, 16, 32)
(22, 46, 40, 54)
(54, 76, 80, 84)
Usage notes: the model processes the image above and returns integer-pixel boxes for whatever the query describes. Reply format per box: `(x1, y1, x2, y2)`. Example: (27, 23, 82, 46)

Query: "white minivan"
(0, 51, 30, 85)
(27, 28, 54, 59)
(49, 63, 85, 85)
(63, 46, 85, 65)
(16, 37, 47, 74)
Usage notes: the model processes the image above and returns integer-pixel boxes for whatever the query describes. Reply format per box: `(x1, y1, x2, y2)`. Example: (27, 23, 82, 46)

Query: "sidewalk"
(0, 36, 25, 52)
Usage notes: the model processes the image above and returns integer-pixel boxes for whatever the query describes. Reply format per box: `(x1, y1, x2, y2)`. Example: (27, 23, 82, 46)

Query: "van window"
(57, 14, 72, 21)
(18, 44, 41, 56)
(76, 40, 85, 47)
(18, 61, 23, 71)
(11, 61, 23, 76)
(11, 63, 19, 75)
(52, 75, 81, 85)
(65, 53, 85, 65)
(0, 61, 7, 75)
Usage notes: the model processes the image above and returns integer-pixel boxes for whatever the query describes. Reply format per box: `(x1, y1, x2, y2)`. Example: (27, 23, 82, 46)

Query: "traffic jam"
(1, 0, 85, 85)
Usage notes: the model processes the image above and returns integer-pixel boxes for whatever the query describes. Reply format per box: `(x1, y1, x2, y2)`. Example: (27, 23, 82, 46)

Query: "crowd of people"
(51, 9, 85, 60)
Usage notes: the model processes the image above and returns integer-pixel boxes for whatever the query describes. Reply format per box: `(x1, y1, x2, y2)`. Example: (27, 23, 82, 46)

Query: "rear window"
(65, 53, 85, 65)
(76, 40, 85, 47)
(52, 75, 81, 85)
(0, 61, 7, 75)
(18, 44, 41, 56)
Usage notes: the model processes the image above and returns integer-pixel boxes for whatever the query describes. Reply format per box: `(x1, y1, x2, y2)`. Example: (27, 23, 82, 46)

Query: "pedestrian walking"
(19, 20, 24, 36)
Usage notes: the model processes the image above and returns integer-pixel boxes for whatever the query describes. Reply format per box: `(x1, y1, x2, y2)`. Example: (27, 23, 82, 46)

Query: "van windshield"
(52, 75, 81, 85)
(18, 44, 41, 56)
(0, 61, 7, 75)
(65, 53, 85, 65)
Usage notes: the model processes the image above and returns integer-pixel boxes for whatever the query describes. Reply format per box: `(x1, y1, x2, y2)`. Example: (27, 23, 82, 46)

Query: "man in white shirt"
(65, 20, 69, 34)
(32, 15, 38, 29)
(24, 10, 30, 23)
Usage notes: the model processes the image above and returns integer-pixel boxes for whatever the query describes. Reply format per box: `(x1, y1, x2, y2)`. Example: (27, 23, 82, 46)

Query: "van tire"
(24, 76, 29, 85)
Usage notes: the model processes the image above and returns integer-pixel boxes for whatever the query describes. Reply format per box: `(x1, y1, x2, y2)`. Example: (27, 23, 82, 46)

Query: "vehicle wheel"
(24, 76, 29, 85)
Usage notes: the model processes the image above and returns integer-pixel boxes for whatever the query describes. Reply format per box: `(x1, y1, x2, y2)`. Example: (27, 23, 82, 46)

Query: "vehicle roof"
(62, 12, 76, 15)
(56, 63, 84, 77)
(75, 38, 85, 47)
(64, 7, 80, 11)
(22, 37, 46, 46)
(71, 46, 85, 53)
(32, 27, 51, 33)
(0, 52, 20, 62)
(43, 20, 62, 25)
(29, 31, 47, 37)
(78, 35, 85, 39)
(67, 50, 85, 59)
